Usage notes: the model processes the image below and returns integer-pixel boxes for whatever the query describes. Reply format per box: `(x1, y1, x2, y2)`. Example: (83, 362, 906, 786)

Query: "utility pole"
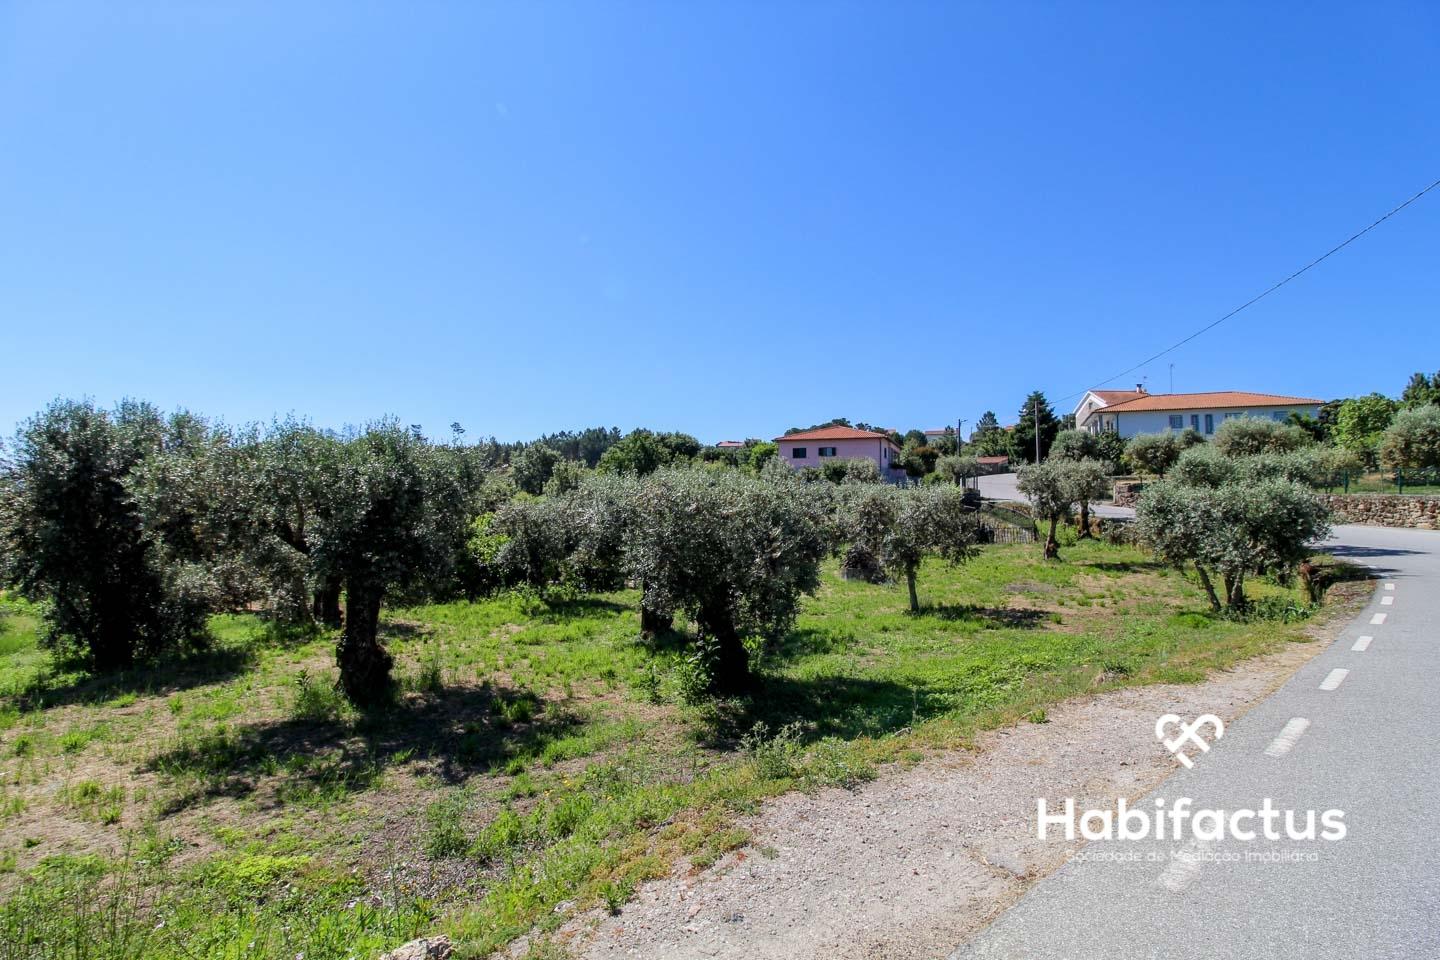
(1034, 398, 1041, 463)
(956, 418, 966, 452)
(1169, 363, 1174, 393)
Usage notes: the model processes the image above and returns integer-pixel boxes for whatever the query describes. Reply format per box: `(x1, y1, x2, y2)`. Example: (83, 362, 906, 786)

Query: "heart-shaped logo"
(1155, 713, 1224, 768)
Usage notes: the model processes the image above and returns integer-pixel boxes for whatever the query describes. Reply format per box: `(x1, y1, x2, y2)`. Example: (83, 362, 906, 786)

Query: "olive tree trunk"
(905, 567, 920, 613)
(1194, 565, 1222, 612)
(697, 596, 750, 693)
(336, 579, 393, 706)
(1044, 516, 1060, 560)
(1076, 500, 1093, 539)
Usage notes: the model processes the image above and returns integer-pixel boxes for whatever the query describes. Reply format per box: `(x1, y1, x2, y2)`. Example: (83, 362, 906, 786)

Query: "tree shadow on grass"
(146, 681, 587, 814)
(920, 604, 1049, 629)
(1084, 560, 1164, 575)
(18, 643, 259, 712)
(693, 673, 955, 749)
(534, 596, 630, 621)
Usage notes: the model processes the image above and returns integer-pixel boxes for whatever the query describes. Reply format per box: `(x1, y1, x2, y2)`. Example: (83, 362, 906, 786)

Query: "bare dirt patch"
(562, 591, 1363, 960)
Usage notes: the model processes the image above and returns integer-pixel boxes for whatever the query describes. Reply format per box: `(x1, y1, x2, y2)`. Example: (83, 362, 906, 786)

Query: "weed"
(423, 793, 470, 859)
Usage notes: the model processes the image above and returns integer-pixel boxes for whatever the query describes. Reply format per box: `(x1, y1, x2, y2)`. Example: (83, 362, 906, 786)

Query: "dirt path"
(559, 605, 1355, 960)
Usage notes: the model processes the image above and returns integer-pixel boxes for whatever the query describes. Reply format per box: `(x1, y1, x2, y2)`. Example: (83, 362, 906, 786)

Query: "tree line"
(0, 399, 993, 706)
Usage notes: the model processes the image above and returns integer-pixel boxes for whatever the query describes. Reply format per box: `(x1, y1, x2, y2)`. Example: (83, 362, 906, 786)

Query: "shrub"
(1213, 416, 1312, 456)
(1048, 430, 1102, 463)
(1379, 406, 1440, 471)
(1170, 445, 1237, 488)
(1123, 430, 1202, 477)
(933, 454, 981, 486)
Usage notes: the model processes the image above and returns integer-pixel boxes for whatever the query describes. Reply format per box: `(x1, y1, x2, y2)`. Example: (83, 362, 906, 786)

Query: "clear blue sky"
(3, 2, 1438, 443)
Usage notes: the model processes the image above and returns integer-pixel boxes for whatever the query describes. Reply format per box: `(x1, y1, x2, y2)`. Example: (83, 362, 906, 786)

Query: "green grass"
(0, 542, 1349, 959)
(1316, 470, 1440, 495)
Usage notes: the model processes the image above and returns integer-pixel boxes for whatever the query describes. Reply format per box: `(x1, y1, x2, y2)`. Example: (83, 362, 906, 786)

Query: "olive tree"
(1169, 444, 1238, 488)
(1124, 430, 1202, 476)
(1016, 461, 1076, 559)
(1048, 429, 1102, 463)
(933, 454, 981, 486)
(1213, 416, 1312, 456)
(1379, 406, 1440, 472)
(309, 423, 470, 705)
(0, 400, 207, 670)
(623, 468, 829, 692)
(1136, 478, 1330, 612)
(1065, 459, 1110, 539)
(843, 485, 979, 612)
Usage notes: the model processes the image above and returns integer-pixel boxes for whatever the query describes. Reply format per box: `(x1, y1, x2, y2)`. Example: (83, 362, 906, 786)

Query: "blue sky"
(2, 2, 1437, 443)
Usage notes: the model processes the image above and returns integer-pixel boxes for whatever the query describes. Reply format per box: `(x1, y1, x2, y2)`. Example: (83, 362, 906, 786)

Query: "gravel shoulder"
(558, 588, 1364, 960)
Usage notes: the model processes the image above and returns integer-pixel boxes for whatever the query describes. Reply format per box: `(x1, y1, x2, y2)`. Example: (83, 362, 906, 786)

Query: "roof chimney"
(1136, 383, 1147, 393)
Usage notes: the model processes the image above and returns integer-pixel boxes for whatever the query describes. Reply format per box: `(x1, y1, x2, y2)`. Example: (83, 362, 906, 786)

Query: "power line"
(1057, 176, 1440, 404)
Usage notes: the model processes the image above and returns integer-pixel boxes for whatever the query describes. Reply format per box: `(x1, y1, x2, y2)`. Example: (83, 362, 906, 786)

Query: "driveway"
(949, 523, 1440, 960)
(976, 471, 1135, 519)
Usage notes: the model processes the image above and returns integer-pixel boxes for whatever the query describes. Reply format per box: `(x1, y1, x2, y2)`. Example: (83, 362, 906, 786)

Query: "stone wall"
(1318, 494, 1440, 530)
(1111, 479, 1146, 508)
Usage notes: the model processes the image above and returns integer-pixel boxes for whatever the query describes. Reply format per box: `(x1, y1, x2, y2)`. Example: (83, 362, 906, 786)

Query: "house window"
(818, 447, 837, 457)
(1204, 414, 1214, 434)
(1271, 411, 1286, 422)
(1190, 414, 1200, 430)
(792, 447, 807, 459)
(1168, 415, 1183, 430)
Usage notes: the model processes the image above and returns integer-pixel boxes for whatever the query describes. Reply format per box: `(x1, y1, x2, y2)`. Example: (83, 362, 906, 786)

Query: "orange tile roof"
(976, 455, 1009, 464)
(1090, 389, 1146, 403)
(1101, 391, 1323, 413)
(776, 426, 896, 442)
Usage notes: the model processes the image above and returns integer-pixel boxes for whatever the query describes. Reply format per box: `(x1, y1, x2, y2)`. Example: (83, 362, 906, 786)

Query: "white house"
(1072, 388, 1323, 440)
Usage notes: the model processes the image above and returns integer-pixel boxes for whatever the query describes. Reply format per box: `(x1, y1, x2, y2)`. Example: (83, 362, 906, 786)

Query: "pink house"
(774, 426, 905, 475)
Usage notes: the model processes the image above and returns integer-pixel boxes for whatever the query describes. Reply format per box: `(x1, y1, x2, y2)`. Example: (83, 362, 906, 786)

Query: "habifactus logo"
(1036, 796, 1346, 842)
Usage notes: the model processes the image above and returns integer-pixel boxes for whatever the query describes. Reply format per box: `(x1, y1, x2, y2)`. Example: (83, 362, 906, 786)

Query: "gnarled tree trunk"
(906, 568, 920, 613)
(1044, 516, 1060, 560)
(1077, 500, 1093, 539)
(336, 579, 392, 706)
(697, 595, 750, 693)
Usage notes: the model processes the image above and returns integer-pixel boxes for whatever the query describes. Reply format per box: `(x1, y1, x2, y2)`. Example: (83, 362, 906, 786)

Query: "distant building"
(774, 426, 905, 476)
(1073, 387, 1323, 440)
(715, 440, 746, 448)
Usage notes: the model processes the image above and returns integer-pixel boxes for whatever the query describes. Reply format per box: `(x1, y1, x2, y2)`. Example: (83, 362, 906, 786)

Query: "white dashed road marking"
(1158, 840, 1213, 893)
(1319, 669, 1349, 692)
(1371, 613, 1387, 625)
(1264, 718, 1311, 757)
(1352, 635, 1373, 652)
(1381, 596, 1394, 606)
(1385, 583, 1395, 591)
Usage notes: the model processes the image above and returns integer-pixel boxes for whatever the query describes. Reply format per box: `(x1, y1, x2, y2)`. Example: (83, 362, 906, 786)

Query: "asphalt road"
(948, 522, 1440, 960)
(976, 472, 1135, 518)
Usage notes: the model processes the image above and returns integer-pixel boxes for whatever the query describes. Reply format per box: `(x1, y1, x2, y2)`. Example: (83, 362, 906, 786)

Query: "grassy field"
(0, 536, 1342, 959)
